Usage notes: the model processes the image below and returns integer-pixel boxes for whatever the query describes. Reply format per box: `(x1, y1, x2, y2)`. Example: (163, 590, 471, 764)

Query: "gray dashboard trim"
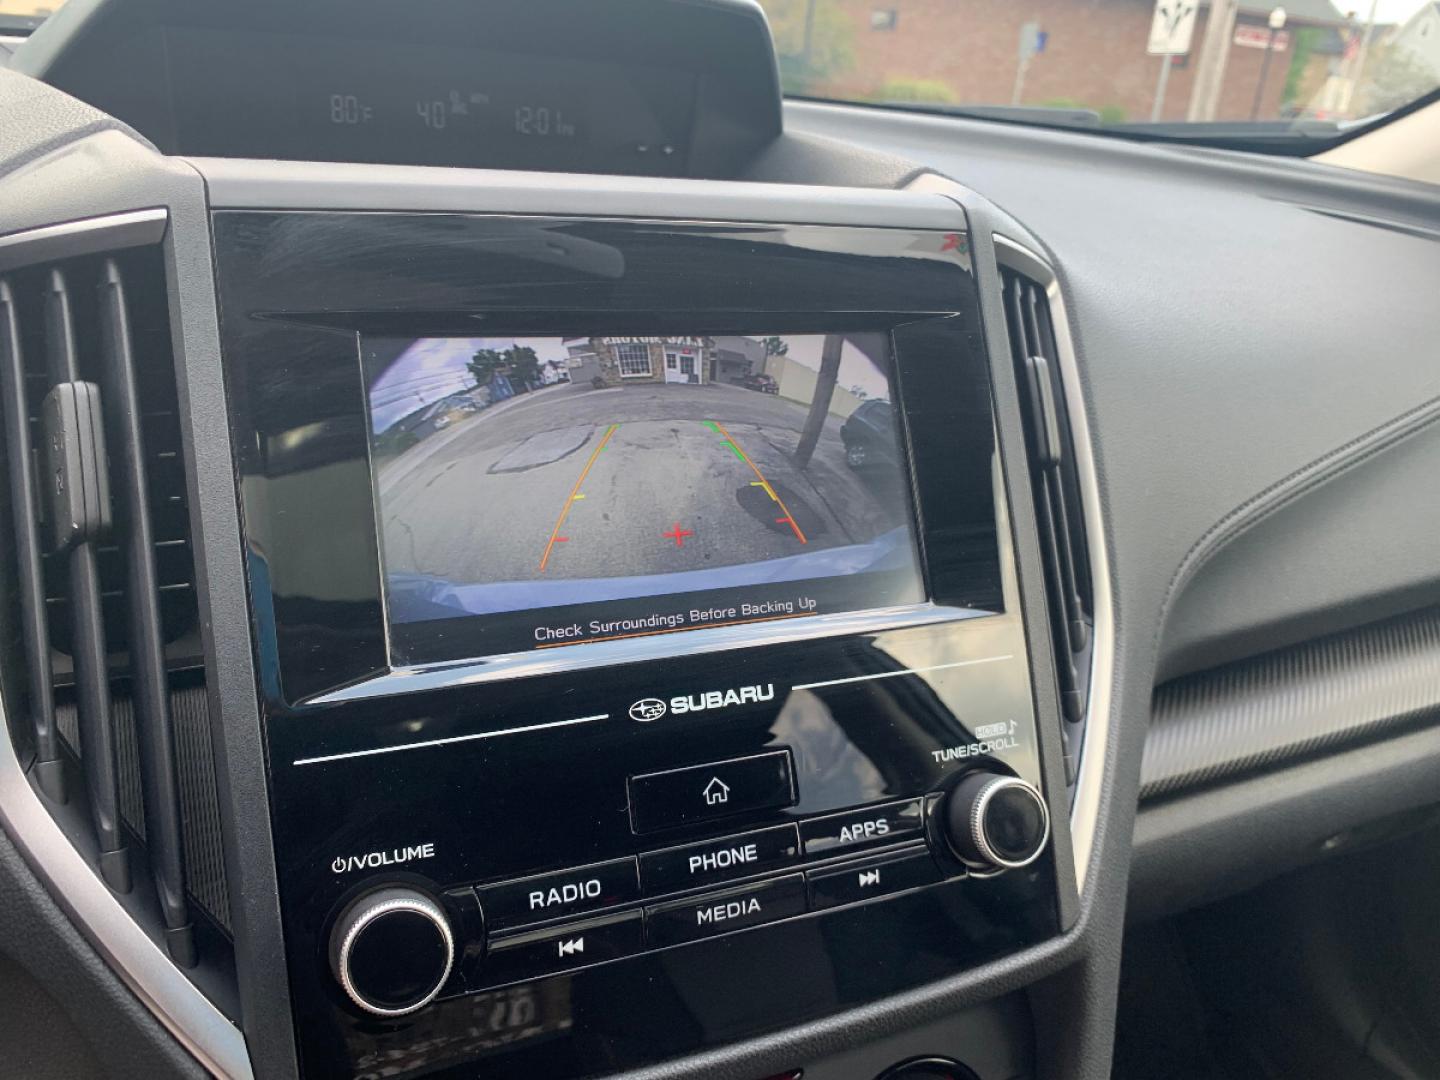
(1143, 605, 1440, 800)
(0, 206, 165, 270)
(0, 209, 254, 1080)
(188, 155, 959, 225)
(992, 234, 1114, 898)
(0, 724, 251, 1080)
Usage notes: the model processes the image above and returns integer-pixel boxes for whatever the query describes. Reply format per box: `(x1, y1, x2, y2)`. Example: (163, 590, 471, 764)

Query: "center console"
(213, 206, 1073, 1078)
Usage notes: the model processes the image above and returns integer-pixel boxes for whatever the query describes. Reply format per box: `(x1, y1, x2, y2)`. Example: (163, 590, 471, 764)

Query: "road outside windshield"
(757, 0, 1439, 126)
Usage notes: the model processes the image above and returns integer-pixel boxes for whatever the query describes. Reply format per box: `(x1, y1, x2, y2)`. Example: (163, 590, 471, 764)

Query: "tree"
(793, 334, 843, 470)
(506, 345, 542, 390)
(1357, 43, 1439, 116)
(467, 347, 506, 389)
(468, 344, 543, 393)
(762, 0, 855, 95)
(762, 336, 789, 358)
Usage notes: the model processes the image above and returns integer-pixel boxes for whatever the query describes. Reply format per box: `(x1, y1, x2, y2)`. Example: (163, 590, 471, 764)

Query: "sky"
(367, 337, 570, 432)
(1361, 0, 1431, 23)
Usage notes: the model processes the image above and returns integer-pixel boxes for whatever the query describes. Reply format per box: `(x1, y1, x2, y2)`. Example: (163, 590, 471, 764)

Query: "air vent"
(1001, 265, 1093, 784)
(0, 234, 227, 967)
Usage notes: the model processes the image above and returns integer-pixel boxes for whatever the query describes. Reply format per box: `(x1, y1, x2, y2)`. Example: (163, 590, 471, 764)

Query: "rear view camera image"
(363, 333, 926, 654)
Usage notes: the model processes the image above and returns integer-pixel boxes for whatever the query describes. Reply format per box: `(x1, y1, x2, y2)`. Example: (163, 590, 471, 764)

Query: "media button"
(799, 798, 924, 858)
(806, 848, 941, 910)
(646, 874, 806, 947)
(628, 750, 796, 834)
(477, 857, 639, 932)
(484, 911, 643, 986)
(639, 824, 800, 894)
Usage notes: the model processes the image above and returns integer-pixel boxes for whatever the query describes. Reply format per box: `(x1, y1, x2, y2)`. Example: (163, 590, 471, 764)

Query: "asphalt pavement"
(376, 382, 908, 587)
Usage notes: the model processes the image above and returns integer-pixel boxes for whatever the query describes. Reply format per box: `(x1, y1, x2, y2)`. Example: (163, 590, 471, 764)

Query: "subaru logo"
(629, 698, 668, 722)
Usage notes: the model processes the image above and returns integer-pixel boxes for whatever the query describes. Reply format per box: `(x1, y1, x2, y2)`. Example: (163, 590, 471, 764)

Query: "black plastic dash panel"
(211, 212, 1062, 1080)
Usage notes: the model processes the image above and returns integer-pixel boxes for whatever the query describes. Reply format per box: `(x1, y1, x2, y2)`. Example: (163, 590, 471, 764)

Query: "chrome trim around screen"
(312, 602, 987, 705)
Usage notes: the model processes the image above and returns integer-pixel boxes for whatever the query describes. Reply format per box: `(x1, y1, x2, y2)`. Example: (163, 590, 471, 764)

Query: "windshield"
(756, 0, 1440, 139)
(6, 1, 1438, 143)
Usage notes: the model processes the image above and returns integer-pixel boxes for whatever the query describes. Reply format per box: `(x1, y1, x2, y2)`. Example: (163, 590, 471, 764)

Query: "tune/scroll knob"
(942, 772, 1050, 872)
(329, 887, 455, 1017)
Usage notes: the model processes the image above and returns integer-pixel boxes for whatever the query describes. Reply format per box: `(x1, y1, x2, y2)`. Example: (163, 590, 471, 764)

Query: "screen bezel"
(213, 213, 1002, 706)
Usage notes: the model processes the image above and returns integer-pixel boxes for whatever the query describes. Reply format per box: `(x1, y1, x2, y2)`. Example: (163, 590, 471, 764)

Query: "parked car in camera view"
(841, 399, 899, 470)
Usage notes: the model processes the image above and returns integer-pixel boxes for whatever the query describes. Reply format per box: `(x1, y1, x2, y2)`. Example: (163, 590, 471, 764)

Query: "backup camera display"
(363, 333, 925, 657)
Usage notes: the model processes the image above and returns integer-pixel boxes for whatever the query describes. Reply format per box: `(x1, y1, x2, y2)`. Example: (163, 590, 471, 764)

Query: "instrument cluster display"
(166, 28, 696, 175)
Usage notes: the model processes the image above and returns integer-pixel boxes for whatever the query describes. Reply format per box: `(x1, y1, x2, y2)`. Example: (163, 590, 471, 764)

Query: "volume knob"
(942, 772, 1050, 871)
(329, 887, 454, 1017)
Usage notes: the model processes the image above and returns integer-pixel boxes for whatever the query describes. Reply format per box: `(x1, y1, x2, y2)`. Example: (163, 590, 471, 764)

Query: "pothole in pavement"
(734, 480, 829, 539)
(487, 425, 593, 474)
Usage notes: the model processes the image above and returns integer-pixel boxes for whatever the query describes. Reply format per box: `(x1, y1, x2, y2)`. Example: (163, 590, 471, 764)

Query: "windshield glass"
(756, 0, 1440, 137)
(6, 0, 1437, 140)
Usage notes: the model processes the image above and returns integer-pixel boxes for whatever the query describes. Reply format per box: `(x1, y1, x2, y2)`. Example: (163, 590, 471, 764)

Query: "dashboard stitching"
(1156, 390, 1440, 641)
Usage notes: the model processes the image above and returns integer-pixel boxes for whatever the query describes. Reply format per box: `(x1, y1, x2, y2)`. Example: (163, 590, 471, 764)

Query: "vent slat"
(0, 280, 65, 801)
(3, 232, 227, 958)
(43, 267, 130, 893)
(1002, 267, 1094, 783)
(99, 258, 196, 967)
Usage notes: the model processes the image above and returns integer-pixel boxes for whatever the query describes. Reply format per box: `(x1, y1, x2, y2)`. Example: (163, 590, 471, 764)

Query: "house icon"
(702, 777, 730, 806)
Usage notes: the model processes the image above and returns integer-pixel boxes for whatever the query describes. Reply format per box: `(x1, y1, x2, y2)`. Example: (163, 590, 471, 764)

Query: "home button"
(627, 750, 796, 833)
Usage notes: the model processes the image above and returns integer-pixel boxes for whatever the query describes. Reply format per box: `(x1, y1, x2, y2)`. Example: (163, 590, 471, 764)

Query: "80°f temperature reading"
(514, 105, 576, 138)
(329, 94, 373, 125)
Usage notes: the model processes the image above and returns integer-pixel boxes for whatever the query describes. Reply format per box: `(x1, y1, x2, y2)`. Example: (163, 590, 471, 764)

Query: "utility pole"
(1347, 0, 1381, 117)
(802, 0, 817, 66)
(1187, 0, 1240, 121)
(1249, 6, 1287, 121)
(1012, 21, 1041, 106)
(1151, 55, 1174, 121)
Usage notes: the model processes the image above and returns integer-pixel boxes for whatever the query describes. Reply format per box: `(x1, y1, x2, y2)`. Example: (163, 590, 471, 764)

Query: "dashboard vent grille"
(1001, 266, 1093, 783)
(0, 243, 224, 962)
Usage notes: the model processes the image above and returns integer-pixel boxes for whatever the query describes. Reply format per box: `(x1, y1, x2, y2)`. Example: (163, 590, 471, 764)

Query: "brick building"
(806, 0, 1347, 123)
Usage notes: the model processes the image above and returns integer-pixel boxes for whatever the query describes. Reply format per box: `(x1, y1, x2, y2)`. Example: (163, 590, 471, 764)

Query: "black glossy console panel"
(212, 213, 1064, 1078)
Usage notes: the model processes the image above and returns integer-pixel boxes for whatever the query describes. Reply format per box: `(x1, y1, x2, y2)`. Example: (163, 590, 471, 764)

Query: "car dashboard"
(0, 1, 1436, 1079)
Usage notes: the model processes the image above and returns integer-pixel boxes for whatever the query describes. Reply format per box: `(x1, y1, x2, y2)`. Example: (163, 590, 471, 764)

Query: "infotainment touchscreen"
(363, 333, 928, 660)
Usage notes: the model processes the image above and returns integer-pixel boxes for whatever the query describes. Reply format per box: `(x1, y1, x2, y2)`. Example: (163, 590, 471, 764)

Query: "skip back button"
(482, 911, 644, 987)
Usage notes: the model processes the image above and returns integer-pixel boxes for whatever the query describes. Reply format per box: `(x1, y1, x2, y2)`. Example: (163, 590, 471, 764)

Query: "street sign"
(1148, 0, 1198, 55)
(1017, 21, 1042, 61)
(1234, 24, 1291, 49)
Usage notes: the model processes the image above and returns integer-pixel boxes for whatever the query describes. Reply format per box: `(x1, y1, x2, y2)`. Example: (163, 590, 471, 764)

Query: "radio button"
(628, 750, 796, 834)
(639, 824, 800, 894)
(646, 874, 806, 947)
(477, 858, 639, 932)
(799, 798, 924, 858)
(483, 911, 644, 987)
(806, 848, 941, 911)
